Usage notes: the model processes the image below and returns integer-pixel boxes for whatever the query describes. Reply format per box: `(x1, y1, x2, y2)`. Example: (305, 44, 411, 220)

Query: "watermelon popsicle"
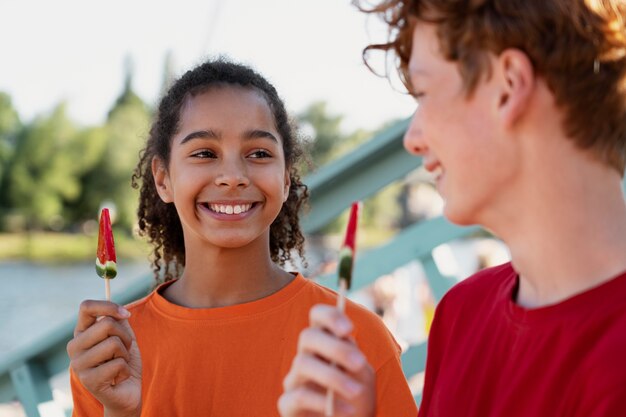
(326, 201, 361, 417)
(337, 201, 360, 295)
(96, 208, 117, 301)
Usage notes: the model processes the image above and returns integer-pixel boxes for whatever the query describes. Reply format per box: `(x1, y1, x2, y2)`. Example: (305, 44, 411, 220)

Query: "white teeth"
(208, 204, 252, 214)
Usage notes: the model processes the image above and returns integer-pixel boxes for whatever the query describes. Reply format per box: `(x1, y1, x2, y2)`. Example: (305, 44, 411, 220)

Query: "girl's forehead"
(175, 85, 283, 144)
(185, 84, 269, 107)
(179, 85, 273, 124)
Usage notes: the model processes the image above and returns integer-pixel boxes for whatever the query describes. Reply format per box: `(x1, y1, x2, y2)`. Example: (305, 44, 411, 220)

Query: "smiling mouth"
(432, 166, 443, 180)
(202, 203, 255, 215)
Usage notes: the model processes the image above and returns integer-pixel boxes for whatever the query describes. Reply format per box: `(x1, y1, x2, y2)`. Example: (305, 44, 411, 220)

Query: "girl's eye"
(249, 149, 272, 159)
(191, 150, 217, 158)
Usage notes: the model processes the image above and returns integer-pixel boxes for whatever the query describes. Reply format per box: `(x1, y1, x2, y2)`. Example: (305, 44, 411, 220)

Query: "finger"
(309, 304, 353, 338)
(71, 335, 130, 372)
(297, 327, 367, 374)
(118, 318, 138, 341)
(284, 353, 363, 400)
(79, 357, 132, 390)
(278, 386, 326, 416)
(352, 355, 375, 388)
(278, 387, 356, 417)
(68, 316, 133, 357)
(75, 300, 131, 335)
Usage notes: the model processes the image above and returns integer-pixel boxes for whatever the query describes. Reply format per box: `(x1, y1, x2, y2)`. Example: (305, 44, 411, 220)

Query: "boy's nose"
(403, 112, 426, 156)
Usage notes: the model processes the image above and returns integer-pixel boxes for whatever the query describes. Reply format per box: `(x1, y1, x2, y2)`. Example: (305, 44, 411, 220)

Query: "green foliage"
(3, 103, 81, 229)
(0, 231, 149, 263)
(0, 72, 403, 254)
(0, 67, 151, 233)
(65, 85, 151, 233)
(62, 126, 109, 224)
(298, 101, 344, 171)
(100, 81, 152, 231)
(297, 102, 404, 238)
(0, 92, 21, 213)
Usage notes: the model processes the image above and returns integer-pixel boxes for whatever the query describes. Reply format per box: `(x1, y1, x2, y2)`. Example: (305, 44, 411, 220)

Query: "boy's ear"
(152, 157, 173, 203)
(496, 49, 535, 128)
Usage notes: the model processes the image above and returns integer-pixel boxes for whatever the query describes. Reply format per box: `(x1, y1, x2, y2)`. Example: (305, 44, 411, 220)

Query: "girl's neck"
(162, 238, 294, 309)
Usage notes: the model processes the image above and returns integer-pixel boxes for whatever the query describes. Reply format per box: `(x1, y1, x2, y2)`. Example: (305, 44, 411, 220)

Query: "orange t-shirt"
(70, 273, 418, 416)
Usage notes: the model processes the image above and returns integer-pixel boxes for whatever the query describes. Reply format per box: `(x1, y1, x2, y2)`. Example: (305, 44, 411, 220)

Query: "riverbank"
(0, 227, 399, 264)
(0, 232, 150, 263)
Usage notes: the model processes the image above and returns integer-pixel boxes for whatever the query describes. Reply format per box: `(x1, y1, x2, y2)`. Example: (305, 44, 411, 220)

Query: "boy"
(278, 1, 626, 416)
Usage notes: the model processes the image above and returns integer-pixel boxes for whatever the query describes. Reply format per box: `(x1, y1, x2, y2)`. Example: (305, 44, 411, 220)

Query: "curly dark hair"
(131, 58, 308, 281)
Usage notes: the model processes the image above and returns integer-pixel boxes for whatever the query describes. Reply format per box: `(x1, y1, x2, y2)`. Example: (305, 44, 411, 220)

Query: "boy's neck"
(502, 159, 626, 308)
(162, 238, 294, 309)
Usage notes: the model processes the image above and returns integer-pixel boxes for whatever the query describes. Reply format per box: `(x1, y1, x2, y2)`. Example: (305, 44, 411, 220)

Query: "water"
(0, 261, 151, 356)
(0, 239, 508, 358)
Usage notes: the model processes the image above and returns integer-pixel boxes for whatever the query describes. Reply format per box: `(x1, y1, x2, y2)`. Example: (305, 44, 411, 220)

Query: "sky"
(0, 0, 416, 133)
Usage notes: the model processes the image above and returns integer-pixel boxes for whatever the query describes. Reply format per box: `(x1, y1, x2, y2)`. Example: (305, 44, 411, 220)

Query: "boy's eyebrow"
(179, 129, 279, 144)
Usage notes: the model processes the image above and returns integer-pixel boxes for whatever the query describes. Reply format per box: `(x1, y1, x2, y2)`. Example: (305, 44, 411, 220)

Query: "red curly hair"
(356, 0, 626, 173)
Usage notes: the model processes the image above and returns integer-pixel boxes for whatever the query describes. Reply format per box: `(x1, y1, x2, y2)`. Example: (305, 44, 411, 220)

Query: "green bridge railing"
(9, 117, 617, 416)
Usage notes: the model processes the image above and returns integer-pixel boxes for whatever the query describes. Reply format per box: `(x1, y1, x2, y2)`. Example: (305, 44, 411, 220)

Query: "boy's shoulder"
(442, 262, 515, 304)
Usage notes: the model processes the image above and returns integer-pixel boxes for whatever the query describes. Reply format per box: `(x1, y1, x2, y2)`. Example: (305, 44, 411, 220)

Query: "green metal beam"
(0, 372, 15, 403)
(420, 253, 458, 302)
(302, 119, 420, 233)
(0, 276, 154, 417)
(402, 341, 427, 378)
(0, 274, 153, 379)
(315, 216, 480, 292)
(10, 362, 51, 417)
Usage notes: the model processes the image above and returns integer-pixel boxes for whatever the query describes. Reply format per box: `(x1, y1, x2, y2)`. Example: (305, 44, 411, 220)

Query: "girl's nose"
(215, 158, 250, 187)
(403, 112, 427, 156)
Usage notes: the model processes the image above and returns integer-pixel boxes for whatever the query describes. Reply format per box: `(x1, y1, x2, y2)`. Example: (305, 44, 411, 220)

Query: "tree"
(3, 103, 82, 230)
(297, 101, 345, 173)
(82, 60, 151, 232)
(62, 125, 108, 227)
(296, 102, 406, 238)
(0, 92, 21, 211)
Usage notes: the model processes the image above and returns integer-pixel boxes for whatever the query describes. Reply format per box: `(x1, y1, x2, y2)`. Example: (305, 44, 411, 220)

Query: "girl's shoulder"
(299, 276, 402, 360)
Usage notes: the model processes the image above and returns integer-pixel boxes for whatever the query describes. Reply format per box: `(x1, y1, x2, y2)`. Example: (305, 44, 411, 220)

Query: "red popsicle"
(95, 208, 117, 300)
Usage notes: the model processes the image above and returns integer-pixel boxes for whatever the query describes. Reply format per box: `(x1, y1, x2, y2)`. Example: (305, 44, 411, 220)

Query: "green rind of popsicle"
(338, 246, 354, 289)
(95, 258, 118, 279)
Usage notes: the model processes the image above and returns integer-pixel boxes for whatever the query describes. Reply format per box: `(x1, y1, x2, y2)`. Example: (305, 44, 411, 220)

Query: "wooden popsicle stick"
(105, 276, 111, 302)
(325, 278, 348, 417)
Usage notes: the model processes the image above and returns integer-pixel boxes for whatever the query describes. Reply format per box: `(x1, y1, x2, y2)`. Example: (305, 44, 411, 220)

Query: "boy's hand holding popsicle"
(279, 203, 375, 417)
(67, 208, 142, 417)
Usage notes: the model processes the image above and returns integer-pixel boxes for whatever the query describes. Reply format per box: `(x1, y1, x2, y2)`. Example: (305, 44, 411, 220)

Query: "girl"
(66, 58, 416, 417)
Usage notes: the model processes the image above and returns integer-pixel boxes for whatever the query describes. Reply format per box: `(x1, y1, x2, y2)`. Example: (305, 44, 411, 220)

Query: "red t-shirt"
(419, 262, 626, 417)
(70, 273, 418, 416)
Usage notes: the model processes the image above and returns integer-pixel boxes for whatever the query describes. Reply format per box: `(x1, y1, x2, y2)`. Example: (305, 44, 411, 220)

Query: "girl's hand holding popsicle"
(67, 208, 142, 417)
(67, 301, 142, 417)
